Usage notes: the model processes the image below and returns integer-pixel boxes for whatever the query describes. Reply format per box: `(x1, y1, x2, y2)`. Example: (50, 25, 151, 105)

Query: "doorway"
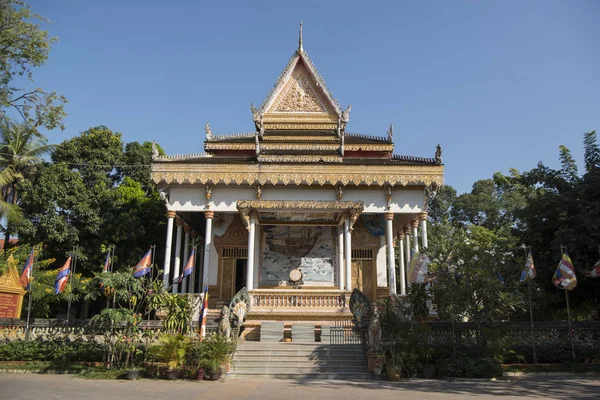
(234, 258, 247, 295)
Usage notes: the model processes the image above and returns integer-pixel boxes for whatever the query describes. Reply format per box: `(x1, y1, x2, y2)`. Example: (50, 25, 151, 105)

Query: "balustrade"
(251, 290, 346, 309)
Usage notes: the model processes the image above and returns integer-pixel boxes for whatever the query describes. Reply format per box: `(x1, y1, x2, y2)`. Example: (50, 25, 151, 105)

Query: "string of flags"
(405, 245, 599, 289)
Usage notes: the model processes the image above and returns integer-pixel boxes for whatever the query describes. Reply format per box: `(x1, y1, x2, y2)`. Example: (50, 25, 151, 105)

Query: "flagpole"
(560, 245, 576, 362)
(67, 247, 78, 327)
(523, 245, 537, 364)
(25, 246, 35, 341)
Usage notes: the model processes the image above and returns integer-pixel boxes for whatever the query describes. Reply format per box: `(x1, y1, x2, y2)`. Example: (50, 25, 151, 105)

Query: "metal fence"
(329, 321, 366, 345)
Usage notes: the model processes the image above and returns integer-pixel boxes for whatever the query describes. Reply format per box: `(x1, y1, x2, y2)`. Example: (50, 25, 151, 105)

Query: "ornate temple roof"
(151, 24, 444, 188)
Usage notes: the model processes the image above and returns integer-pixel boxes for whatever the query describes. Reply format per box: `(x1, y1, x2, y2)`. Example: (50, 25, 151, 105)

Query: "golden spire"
(298, 22, 303, 54)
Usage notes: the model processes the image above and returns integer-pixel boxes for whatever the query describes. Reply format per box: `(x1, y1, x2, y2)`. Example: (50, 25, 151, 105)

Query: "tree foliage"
(16, 126, 165, 279)
(0, 0, 66, 129)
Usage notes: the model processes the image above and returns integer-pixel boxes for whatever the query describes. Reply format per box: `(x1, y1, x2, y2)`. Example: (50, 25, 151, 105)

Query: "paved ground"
(0, 373, 599, 400)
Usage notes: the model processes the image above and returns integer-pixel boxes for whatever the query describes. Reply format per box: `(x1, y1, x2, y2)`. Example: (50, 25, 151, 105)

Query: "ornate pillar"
(385, 212, 396, 295)
(181, 225, 192, 293)
(202, 211, 214, 291)
(190, 232, 198, 293)
(404, 226, 411, 264)
(411, 219, 419, 254)
(172, 218, 184, 294)
(420, 212, 428, 249)
(338, 224, 344, 291)
(162, 210, 176, 289)
(246, 213, 256, 291)
(398, 231, 406, 295)
(344, 218, 352, 291)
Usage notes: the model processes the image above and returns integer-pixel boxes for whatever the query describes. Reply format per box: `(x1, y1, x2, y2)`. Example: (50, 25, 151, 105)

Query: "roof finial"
(298, 22, 303, 54)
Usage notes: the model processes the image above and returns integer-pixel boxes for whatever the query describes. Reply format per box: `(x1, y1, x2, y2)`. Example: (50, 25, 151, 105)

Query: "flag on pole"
(176, 249, 195, 284)
(584, 259, 600, 278)
(199, 284, 209, 340)
(102, 250, 111, 273)
(408, 251, 433, 284)
(54, 256, 72, 295)
(520, 250, 537, 282)
(133, 249, 152, 278)
(552, 252, 577, 290)
(19, 249, 35, 290)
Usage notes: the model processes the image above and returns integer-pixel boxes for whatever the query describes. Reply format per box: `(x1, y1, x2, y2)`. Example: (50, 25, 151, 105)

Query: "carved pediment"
(271, 64, 327, 114)
(213, 215, 248, 248)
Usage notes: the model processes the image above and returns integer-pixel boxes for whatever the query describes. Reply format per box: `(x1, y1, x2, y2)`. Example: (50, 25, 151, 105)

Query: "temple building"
(151, 26, 444, 322)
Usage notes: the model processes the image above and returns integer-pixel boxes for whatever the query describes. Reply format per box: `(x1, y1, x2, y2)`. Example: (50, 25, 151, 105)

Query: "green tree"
(0, 119, 54, 246)
(17, 126, 165, 274)
(0, 0, 67, 129)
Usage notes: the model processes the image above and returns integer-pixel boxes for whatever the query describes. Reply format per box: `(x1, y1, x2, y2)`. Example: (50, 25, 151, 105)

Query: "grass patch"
(0, 361, 141, 379)
(503, 364, 600, 374)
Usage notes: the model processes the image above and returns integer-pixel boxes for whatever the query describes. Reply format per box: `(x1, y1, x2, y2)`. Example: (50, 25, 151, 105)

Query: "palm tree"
(0, 120, 55, 248)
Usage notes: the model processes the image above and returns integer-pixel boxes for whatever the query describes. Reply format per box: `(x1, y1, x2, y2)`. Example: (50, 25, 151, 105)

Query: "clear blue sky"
(28, 0, 600, 194)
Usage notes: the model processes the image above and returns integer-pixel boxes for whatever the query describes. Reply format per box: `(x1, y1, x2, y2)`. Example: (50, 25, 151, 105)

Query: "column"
(385, 212, 396, 295)
(162, 210, 176, 289)
(404, 226, 412, 289)
(202, 211, 214, 291)
(181, 225, 191, 293)
(246, 213, 256, 291)
(190, 232, 198, 293)
(337, 224, 344, 291)
(398, 232, 406, 295)
(411, 219, 419, 254)
(420, 212, 428, 249)
(172, 218, 184, 294)
(404, 226, 411, 264)
(344, 218, 352, 291)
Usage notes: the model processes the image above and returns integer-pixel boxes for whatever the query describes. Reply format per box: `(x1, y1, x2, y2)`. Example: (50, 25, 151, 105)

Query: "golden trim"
(152, 163, 444, 187)
(263, 136, 337, 142)
(264, 123, 338, 130)
(205, 143, 255, 151)
(257, 154, 343, 163)
(261, 143, 339, 151)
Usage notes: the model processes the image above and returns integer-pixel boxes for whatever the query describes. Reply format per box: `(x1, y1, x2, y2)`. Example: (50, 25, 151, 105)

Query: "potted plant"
(198, 334, 234, 380)
(151, 334, 188, 379)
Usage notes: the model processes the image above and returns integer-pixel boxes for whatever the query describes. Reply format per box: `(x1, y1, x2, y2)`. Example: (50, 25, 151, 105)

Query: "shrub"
(0, 341, 105, 362)
(436, 357, 503, 378)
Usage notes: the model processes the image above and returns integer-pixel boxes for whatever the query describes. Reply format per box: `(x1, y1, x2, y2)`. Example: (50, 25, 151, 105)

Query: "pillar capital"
(397, 231, 405, 240)
(175, 218, 185, 226)
(191, 231, 198, 239)
(166, 210, 176, 219)
(184, 225, 193, 233)
(404, 226, 411, 235)
(419, 212, 429, 221)
(384, 211, 394, 221)
(410, 219, 419, 229)
(204, 210, 215, 219)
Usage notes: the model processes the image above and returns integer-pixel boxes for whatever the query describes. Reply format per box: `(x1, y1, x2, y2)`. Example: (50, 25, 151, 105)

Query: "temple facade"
(151, 28, 444, 321)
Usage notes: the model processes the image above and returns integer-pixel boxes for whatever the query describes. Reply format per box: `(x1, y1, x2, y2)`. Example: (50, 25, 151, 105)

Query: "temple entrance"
(235, 259, 247, 294)
(351, 249, 375, 301)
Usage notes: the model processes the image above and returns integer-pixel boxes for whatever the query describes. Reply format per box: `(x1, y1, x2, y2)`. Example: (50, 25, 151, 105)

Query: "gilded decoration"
(0, 256, 26, 318)
(257, 154, 342, 163)
(351, 259, 375, 301)
(263, 135, 337, 142)
(213, 215, 248, 248)
(272, 68, 326, 113)
(351, 218, 381, 248)
(204, 143, 256, 151)
(262, 123, 338, 131)
(220, 259, 236, 301)
(152, 163, 444, 188)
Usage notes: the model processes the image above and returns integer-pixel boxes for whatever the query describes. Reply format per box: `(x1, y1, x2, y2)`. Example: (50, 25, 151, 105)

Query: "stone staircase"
(227, 342, 372, 379)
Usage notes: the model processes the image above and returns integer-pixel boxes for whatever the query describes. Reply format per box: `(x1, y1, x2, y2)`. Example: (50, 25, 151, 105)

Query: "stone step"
(234, 354, 366, 361)
(226, 372, 373, 380)
(233, 360, 367, 368)
(231, 366, 368, 373)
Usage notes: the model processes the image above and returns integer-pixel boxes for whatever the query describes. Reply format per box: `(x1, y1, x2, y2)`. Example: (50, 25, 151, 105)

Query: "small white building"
(151, 30, 443, 322)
